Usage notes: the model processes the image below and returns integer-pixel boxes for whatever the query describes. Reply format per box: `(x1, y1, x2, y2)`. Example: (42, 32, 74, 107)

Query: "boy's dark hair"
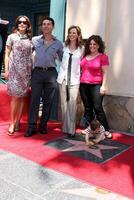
(41, 16, 55, 26)
(90, 120, 101, 131)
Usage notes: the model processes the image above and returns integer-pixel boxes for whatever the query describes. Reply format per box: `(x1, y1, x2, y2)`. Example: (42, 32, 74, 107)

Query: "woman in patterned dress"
(4, 15, 32, 135)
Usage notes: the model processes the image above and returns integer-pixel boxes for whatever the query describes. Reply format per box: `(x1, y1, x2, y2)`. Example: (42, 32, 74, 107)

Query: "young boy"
(82, 120, 107, 148)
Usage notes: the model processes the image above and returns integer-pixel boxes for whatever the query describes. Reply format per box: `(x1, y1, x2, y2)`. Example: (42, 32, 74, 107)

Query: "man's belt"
(34, 66, 55, 71)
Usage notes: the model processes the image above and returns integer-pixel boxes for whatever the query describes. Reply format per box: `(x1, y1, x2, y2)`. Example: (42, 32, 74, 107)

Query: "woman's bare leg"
(8, 96, 18, 134)
(15, 97, 24, 130)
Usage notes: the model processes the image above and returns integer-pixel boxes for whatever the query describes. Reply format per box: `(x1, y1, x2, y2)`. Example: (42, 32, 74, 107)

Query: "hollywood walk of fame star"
(63, 138, 119, 159)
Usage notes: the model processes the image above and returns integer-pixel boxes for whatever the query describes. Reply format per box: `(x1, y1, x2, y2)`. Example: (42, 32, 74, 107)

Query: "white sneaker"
(105, 131, 113, 139)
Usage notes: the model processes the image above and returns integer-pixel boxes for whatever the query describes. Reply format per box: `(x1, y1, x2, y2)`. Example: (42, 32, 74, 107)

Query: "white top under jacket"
(57, 46, 84, 85)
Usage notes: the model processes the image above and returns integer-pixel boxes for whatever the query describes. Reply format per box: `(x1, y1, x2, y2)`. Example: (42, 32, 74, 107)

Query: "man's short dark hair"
(41, 16, 55, 26)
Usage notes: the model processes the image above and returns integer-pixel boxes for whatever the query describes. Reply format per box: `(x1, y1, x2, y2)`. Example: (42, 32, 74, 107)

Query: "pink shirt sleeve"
(101, 54, 109, 66)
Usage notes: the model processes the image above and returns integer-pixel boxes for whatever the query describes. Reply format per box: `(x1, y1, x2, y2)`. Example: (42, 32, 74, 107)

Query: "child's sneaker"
(105, 131, 113, 139)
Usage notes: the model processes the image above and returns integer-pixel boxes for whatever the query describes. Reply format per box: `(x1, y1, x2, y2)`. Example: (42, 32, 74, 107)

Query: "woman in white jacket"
(57, 25, 84, 137)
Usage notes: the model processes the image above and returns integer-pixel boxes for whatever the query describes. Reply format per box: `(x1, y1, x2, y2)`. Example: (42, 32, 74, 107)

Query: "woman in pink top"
(80, 35, 112, 139)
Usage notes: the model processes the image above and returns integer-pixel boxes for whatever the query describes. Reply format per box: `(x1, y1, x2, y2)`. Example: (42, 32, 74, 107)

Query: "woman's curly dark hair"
(13, 15, 32, 40)
(65, 25, 83, 48)
(84, 35, 105, 56)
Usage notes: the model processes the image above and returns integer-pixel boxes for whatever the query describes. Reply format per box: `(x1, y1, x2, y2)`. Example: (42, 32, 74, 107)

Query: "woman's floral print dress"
(6, 32, 32, 97)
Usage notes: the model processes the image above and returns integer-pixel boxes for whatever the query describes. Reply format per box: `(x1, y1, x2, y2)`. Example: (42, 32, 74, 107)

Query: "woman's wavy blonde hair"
(65, 25, 83, 48)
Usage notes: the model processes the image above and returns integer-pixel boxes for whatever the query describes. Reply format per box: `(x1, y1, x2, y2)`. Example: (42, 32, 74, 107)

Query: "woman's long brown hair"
(13, 15, 32, 39)
(65, 25, 83, 48)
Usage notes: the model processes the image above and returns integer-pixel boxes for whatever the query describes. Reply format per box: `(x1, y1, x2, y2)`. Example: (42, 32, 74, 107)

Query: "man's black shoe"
(67, 133, 75, 138)
(38, 128, 48, 134)
(24, 129, 36, 137)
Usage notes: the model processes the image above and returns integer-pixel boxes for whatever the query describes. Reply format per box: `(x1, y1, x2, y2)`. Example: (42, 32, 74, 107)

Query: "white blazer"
(57, 46, 84, 85)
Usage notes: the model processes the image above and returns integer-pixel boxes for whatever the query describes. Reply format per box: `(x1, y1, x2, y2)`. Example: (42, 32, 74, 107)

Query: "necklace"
(69, 43, 77, 52)
(86, 53, 100, 60)
(17, 31, 27, 39)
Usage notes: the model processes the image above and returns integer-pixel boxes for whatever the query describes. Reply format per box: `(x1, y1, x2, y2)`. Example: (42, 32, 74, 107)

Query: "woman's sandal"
(14, 122, 20, 132)
(105, 131, 113, 139)
(8, 124, 15, 136)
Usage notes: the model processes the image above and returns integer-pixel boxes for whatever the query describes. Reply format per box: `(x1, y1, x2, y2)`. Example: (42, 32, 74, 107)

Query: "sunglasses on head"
(18, 21, 27, 25)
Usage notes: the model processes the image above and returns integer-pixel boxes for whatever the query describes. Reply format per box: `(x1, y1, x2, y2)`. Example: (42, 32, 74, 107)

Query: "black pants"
(28, 68, 57, 130)
(80, 83, 109, 131)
